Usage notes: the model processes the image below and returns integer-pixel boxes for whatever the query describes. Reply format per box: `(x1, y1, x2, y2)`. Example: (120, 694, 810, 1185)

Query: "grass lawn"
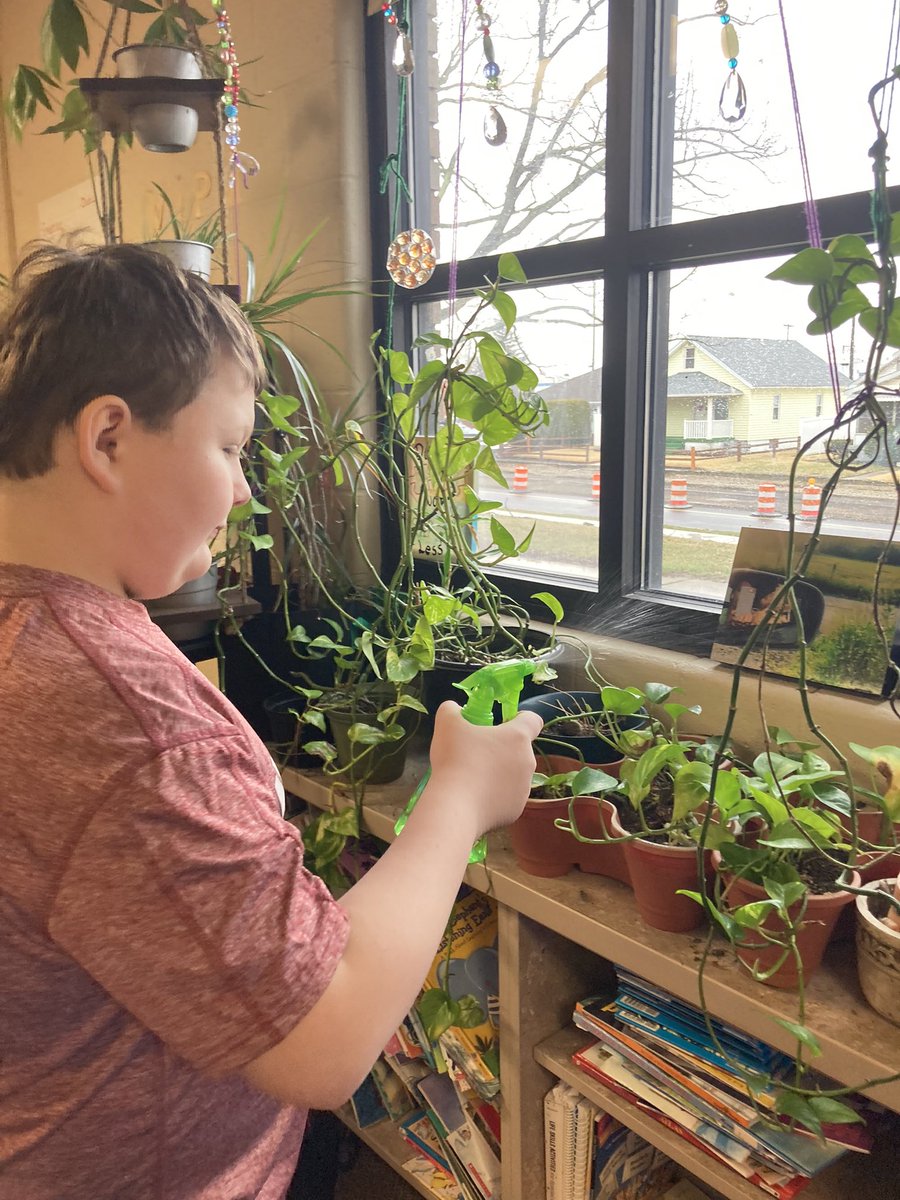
(675, 449, 895, 489)
(478, 515, 737, 585)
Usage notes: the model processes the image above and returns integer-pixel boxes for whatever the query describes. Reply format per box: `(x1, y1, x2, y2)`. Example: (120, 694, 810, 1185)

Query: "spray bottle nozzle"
(453, 658, 538, 726)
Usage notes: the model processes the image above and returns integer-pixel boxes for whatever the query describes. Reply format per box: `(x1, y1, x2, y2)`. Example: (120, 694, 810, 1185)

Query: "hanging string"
(446, 0, 470, 331)
(377, 4, 412, 352)
(776, 0, 841, 413)
(877, 0, 900, 134)
(215, 100, 232, 287)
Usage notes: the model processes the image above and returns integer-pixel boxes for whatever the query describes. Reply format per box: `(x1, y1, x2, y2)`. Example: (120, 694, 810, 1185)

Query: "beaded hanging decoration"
(211, 1, 258, 186)
(386, 227, 437, 289)
(475, 0, 507, 146)
(716, 0, 747, 123)
(382, 1, 415, 76)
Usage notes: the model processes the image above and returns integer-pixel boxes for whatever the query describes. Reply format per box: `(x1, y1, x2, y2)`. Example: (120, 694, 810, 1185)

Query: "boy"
(0, 244, 542, 1199)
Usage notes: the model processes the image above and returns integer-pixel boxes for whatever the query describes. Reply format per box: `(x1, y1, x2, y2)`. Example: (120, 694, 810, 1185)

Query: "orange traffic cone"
(513, 464, 528, 492)
(665, 478, 689, 509)
(799, 477, 821, 521)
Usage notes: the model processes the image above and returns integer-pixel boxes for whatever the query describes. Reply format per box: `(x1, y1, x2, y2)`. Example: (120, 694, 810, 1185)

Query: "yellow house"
(666, 336, 850, 449)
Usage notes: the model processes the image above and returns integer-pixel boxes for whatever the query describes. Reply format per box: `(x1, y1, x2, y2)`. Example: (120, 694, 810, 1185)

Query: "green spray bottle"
(394, 658, 538, 863)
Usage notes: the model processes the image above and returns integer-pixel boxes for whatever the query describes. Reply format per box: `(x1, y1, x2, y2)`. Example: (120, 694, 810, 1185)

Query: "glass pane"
(655, 0, 898, 227)
(415, 279, 603, 587)
(411, 2, 607, 261)
(649, 257, 898, 603)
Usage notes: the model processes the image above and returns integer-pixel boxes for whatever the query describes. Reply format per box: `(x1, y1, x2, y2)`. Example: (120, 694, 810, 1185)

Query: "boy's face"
(120, 354, 255, 600)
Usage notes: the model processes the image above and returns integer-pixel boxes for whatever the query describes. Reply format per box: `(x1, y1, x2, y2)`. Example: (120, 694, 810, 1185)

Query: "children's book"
(420, 887, 501, 1100)
(593, 1109, 679, 1200)
(401, 1154, 463, 1200)
(348, 1069, 389, 1129)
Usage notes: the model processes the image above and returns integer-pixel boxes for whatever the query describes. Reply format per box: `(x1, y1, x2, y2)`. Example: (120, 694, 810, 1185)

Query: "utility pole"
(784, 323, 793, 339)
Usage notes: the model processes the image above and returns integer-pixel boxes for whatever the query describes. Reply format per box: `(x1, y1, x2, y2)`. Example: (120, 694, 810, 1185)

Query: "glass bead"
(720, 13, 730, 23)
(225, 103, 238, 117)
(483, 35, 495, 63)
(388, 13, 397, 24)
(728, 56, 737, 68)
(721, 21, 739, 59)
(484, 61, 500, 79)
(714, 0, 728, 12)
(226, 134, 239, 146)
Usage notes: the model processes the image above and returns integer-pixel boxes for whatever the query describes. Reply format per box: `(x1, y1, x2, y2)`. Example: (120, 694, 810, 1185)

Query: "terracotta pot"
(716, 857, 860, 990)
(508, 755, 631, 883)
(856, 877, 900, 1026)
(843, 807, 900, 884)
(610, 808, 709, 933)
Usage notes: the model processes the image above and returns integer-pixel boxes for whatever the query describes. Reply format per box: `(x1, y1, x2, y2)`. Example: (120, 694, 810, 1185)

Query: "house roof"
(667, 370, 740, 398)
(675, 336, 850, 388)
(538, 367, 601, 405)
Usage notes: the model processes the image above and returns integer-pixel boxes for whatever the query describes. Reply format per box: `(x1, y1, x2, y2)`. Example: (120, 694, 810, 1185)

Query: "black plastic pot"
(327, 704, 418, 785)
(420, 629, 564, 722)
(517, 689, 648, 766)
(263, 691, 323, 769)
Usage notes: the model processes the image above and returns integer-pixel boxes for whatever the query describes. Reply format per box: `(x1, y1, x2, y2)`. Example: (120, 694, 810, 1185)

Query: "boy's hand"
(426, 700, 543, 835)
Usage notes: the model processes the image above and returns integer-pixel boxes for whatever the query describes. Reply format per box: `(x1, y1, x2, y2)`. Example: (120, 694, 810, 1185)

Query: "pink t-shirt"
(0, 565, 350, 1199)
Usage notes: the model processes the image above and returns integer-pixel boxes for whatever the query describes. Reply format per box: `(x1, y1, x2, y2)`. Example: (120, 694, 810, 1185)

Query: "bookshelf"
(334, 1104, 434, 1200)
(282, 756, 900, 1200)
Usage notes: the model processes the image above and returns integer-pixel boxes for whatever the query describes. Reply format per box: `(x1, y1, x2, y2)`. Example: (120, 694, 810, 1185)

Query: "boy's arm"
(238, 701, 542, 1109)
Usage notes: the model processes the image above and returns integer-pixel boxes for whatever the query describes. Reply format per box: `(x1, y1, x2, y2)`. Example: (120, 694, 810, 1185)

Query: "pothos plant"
(682, 66, 900, 1137)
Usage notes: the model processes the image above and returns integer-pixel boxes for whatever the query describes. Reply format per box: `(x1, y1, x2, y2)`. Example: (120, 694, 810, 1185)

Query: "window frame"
(365, 0, 900, 655)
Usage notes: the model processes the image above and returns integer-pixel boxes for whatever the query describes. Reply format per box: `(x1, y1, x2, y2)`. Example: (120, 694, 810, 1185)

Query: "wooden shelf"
(78, 77, 224, 136)
(535, 1026, 900, 1200)
(283, 756, 900, 1115)
(333, 1105, 436, 1200)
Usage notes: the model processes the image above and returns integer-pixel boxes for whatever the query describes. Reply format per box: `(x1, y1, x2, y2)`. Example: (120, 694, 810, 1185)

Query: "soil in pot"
(509, 754, 631, 883)
(718, 852, 859, 990)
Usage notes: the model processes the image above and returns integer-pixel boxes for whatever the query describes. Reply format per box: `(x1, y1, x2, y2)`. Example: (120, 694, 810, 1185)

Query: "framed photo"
(711, 527, 900, 697)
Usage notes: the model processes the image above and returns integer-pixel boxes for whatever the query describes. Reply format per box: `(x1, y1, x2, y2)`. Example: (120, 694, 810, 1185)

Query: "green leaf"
(454, 993, 486, 1028)
(773, 1019, 822, 1057)
(807, 1096, 864, 1126)
(241, 532, 274, 551)
(473, 445, 508, 489)
(417, 988, 457, 1041)
(413, 331, 453, 348)
(644, 682, 676, 705)
(532, 591, 564, 623)
(571, 767, 619, 796)
(767, 248, 833, 285)
(600, 686, 644, 717)
(490, 516, 516, 557)
(490, 288, 517, 332)
(50, 0, 89, 72)
(387, 348, 414, 385)
(859, 298, 900, 350)
(40, 8, 62, 77)
(100, 0, 160, 11)
(731, 899, 778, 928)
(775, 1091, 822, 1138)
(497, 253, 527, 283)
(827, 234, 879, 285)
(672, 760, 712, 822)
(410, 359, 446, 403)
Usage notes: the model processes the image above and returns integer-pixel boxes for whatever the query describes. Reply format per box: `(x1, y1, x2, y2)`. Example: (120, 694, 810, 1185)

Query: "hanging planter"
(111, 44, 203, 152)
(856, 877, 900, 1026)
(143, 239, 213, 279)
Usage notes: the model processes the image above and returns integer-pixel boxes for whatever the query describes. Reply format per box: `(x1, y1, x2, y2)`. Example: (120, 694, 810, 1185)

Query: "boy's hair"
(0, 242, 266, 479)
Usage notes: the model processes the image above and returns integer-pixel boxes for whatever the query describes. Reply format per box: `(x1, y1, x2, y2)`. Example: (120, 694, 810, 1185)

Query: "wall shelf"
(78, 77, 224, 136)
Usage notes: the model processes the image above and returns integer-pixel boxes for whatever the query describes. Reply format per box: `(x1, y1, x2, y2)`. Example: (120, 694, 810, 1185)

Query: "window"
(369, 1, 900, 651)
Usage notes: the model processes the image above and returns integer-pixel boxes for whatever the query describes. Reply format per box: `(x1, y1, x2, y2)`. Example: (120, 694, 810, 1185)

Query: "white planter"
(143, 240, 213, 280)
(856, 877, 900, 1026)
(130, 103, 198, 153)
(113, 44, 202, 79)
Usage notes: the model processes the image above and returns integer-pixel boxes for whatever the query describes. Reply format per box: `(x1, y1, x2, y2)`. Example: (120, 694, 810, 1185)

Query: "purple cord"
(447, 0, 469, 327)
(777, 0, 841, 409)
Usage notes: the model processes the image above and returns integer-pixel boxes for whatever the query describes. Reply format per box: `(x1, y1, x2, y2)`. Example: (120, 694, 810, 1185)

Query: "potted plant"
(143, 184, 222, 279)
(856, 875, 900, 1026)
(518, 684, 649, 767)
(705, 734, 861, 989)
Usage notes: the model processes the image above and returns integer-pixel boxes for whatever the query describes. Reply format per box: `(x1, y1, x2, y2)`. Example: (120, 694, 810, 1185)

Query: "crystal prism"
(392, 32, 415, 77)
(484, 105, 507, 146)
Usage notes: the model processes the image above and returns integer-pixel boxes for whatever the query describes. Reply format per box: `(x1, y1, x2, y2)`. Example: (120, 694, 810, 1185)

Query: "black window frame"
(365, 0, 900, 656)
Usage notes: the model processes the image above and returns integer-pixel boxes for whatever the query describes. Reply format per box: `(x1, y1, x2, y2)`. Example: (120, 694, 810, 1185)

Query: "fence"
(666, 437, 801, 468)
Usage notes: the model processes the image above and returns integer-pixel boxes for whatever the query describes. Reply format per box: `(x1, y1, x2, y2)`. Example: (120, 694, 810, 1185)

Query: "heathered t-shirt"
(0, 564, 350, 1200)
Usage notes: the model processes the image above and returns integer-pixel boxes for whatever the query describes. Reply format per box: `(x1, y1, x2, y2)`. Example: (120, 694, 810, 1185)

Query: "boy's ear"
(74, 395, 132, 493)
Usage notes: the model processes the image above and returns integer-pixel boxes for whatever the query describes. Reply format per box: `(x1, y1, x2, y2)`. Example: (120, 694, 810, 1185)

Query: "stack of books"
(348, 887, 503, 1200)
(570, 967, 876, 1200)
